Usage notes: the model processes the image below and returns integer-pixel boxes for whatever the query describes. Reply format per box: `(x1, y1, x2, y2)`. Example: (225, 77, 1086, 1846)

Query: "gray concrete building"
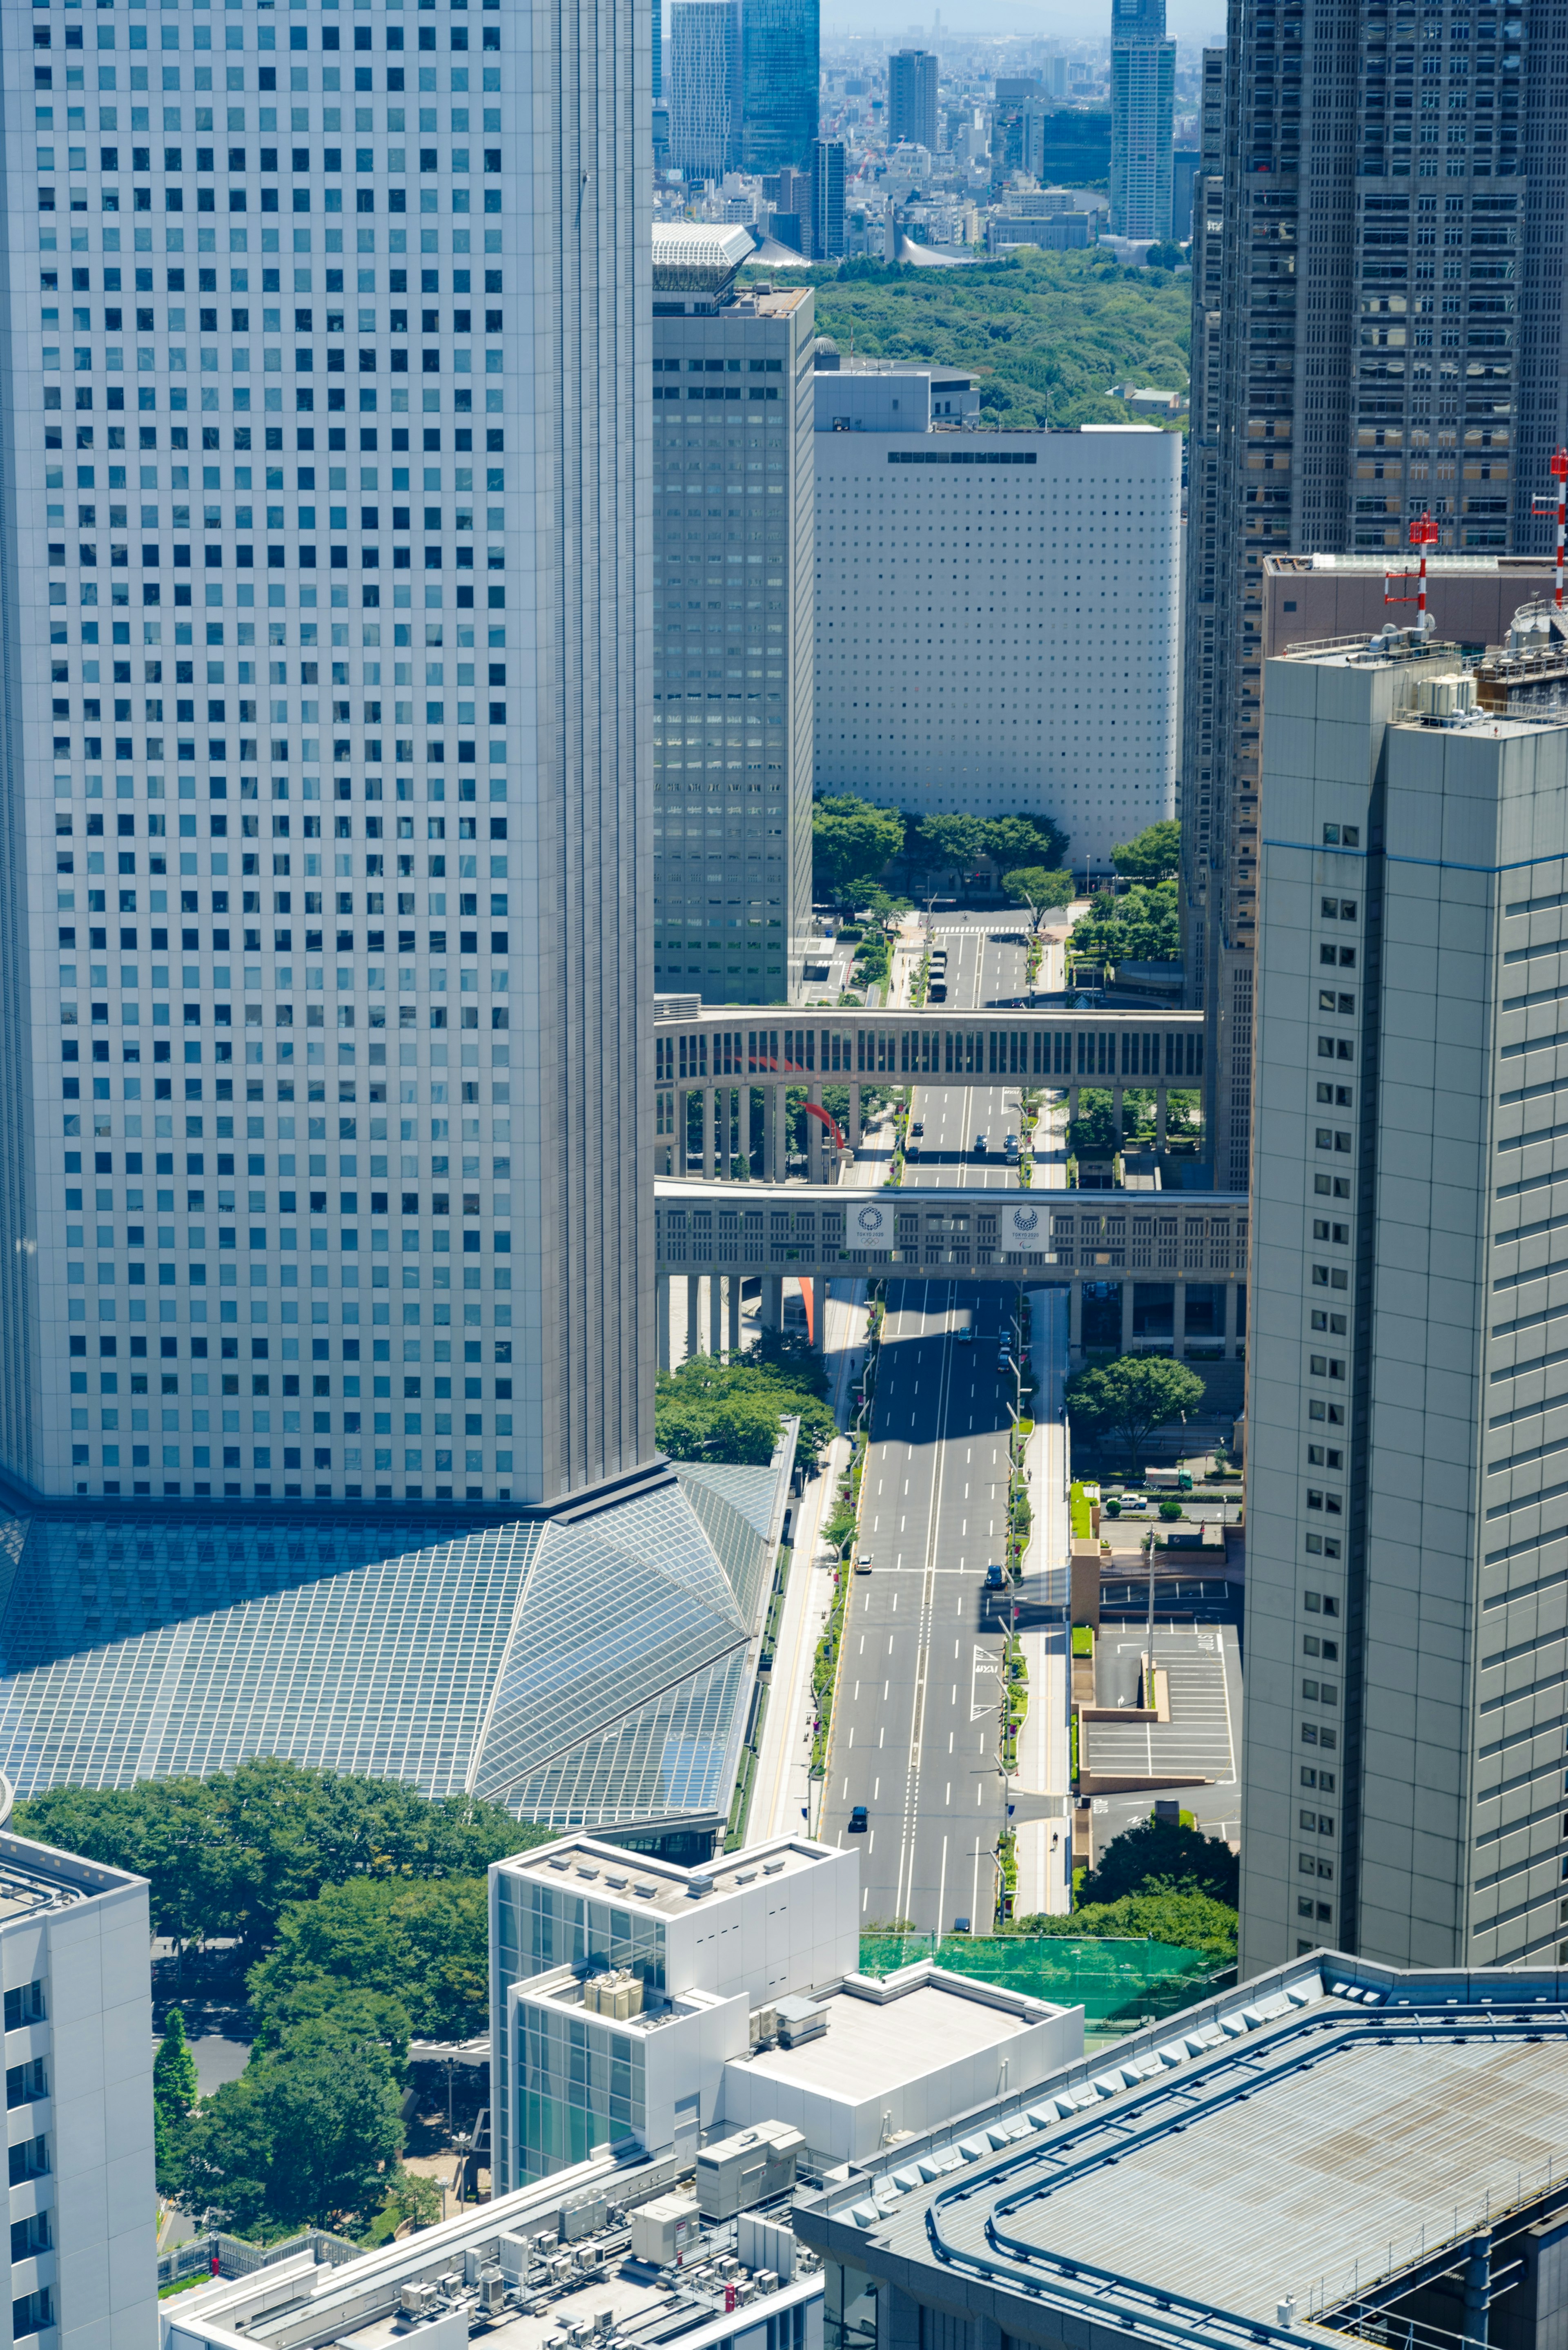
(651, 227, 814, 1008)
(1180, 0, 1568, 1197)
(1243, 610, 1568, 1973)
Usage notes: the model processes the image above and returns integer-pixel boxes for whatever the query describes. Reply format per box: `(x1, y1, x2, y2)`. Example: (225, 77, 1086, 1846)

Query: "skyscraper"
(650, 227, 815, 1006)
(738, 0, 820, 177)
(809, 137, 846, 261)
(5, 0, 653, 1510)
(1181, 0, 1568, 1195)
(1243, 613, 1568, 1972)
(1109, 0, 1175, 241)
(669, 0, 741, 179)
(889, 49, 940, 156)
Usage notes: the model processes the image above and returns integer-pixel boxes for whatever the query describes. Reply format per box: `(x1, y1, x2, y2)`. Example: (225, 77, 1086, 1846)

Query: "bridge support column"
(775, 1082, 789, 1179)
(686, 1274, 700, 1362)
(701, 1090, 715, 1180)
(1112, 1082, 1125, 1143)
(1155, 1088, 1168, 1148)
(808, 1081, 825, 1185)
(708, 1273, 724, 1356)
(657, 1274, 671, 1374)
(1069, 1279, 1083, 1355)
(1224, 1277, 1240, 1360)
(849, 1083, 863, 1149)
(1120, 1280, 1135, 1358)
(1172, 1278, 1187, 1361)
(761, 1274, 783, 1331)
(727, 1277, 742, 1359)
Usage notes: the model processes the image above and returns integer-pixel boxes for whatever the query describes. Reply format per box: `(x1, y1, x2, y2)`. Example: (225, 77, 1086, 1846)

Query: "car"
(1119, 1495, 1151, 1515)
(849, 1805, 869, 1833)
(984, 1564, 1005, 1590)
(956, 1325, 975, 1344)
(975, 1133, 989, 1153)
(1005, 1132, 1018, 1150)
(928, 983, 947, 1002)
(911, 1120, 924, 1136)
(998, 1351, 1013, 1371)
(853, 1551, 873, 1574)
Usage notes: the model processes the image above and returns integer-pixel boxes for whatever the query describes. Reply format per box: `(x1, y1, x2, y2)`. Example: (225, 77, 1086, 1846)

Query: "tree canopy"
(1006, 1887, 1237, 1964)
(812, 795, 905, 901)
(1003, 867, 1076, 930)
(1070, 875, 1180, 965)
(750, 248, 1189, 431)
(1080, 1815, 1240, 1910)
(656, 1336, 837, 1469)
(13, 1760, 543, 1949)
(1111, 819, 1181, 881)
(1064, 1354, 1207, 1470)
(247, 1874, 492, 2047)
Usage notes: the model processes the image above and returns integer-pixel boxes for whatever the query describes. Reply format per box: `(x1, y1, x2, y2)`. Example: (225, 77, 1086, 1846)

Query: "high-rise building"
(0, 1822, 156, 2350)
(1242, 614, 1568, 1973)
(650, 227, 814, 1006)
(654, 0, 664, 103)
(3, 0, 652, 1516)
(1181, 0, 1568, 1196)
(809, 138, 846, 261)
(738, 0, 820, 177)
(813, 405, 1179, 867)
(670, 0, 741, 179)
(1109, 0, 1175, 240)
(889, 49, 940, 156)
(989, 74, 1043, 192)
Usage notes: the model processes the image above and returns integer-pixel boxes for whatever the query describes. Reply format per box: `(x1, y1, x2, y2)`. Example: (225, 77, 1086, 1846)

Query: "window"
(1321, 896, 1359, 920)
(1301, 1766, 1336, 1791)
(7, 2137, 47, 2187)
(1318, 1035, 1356, 1060)
(1304, 1589, 1340, 1616)
(1322, 822, 1361, 847)
(1307, 1445, 1343, 1469)
(1313, 1220, 1351, 1244)
(1320, 944, 1357, 967)
(1316, 1083, 1355, 1108)
(1311, 1263, 1350, 1289)
(5, 2061, 47, 2109)
(1318, 989, 1356, 1013)
(1309, 1313, 1348, 1336)
(2, 1984, 43, 2031)
(1315, 1173, 1354, 1200)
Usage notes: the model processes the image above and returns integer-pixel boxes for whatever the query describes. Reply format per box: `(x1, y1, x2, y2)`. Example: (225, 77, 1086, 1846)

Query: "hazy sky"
(824, 0, 1225, 47)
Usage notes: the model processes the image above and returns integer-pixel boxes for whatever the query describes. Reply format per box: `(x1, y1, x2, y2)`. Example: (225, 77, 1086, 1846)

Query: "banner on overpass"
(848, 1198, 896, 1248)
(1000, 1201, 1047, 1254)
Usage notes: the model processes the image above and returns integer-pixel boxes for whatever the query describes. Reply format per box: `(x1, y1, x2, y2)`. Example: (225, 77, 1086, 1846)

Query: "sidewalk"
(1013, 1284, 1071, 1918)
(747, 1278, 869, 1844)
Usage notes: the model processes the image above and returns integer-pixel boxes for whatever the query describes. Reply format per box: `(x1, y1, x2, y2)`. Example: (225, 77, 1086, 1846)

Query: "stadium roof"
(0, 1450, 790, 1830)
(796, 1955, 1568, 2350)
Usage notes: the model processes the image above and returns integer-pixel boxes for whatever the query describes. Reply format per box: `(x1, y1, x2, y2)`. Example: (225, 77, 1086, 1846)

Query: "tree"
(1004, 1887, 1236, 1964)
(13, 1764, 547, 1953)
(1063, 1354, 1206, 1471)
(1079, 1815, 1240, 1909)
(1003, 866, 1076, 932)
(178, 2017, 407, 2237)
(1069, 874, 1180, 965)
(812, 795, 904, 902)
(1111, 819, 1181, 881)
(655, 1351, 838, 1470)
(1066, 1090, 1120, 1159)
(917, 813, 989, 873)
(986, 812, 1070, 872)
(247, 1876, 491, 2047)
(154, 2006, 200, 2195)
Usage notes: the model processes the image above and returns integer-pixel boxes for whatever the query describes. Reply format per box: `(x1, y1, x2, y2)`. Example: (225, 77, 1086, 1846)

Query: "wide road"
(818, 914, 1044, 1934)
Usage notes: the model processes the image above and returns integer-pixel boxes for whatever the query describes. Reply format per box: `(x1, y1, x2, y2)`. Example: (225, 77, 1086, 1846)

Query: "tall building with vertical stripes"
(1, 0, 652, 1512)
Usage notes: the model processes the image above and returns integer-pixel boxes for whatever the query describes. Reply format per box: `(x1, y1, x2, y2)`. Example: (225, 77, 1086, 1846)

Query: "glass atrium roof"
(0, 1456, 788, 1831)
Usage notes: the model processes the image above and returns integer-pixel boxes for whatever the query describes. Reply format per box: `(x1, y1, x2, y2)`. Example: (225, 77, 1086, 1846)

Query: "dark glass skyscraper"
(739, 0, 820, 176)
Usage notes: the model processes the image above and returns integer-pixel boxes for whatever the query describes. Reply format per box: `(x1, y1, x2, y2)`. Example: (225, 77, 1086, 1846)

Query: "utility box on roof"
(630, 2193, 701, 2267)
(696, 2120, 806, 2220)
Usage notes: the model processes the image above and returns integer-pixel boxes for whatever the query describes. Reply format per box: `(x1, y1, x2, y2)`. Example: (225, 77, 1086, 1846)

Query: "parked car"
(849, 1805, 869, 1833)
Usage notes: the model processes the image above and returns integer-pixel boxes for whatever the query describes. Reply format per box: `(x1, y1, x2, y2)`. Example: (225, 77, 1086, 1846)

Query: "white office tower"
(813, 406, 1178, 871)
(0, 1823, 155, 2350)
(3, 0, 652, 1508)
(1243, 608, 1568, 1975)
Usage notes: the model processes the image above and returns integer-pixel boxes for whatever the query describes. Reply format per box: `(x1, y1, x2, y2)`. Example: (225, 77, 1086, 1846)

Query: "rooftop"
(502, 1834, 835, 1920)
(799, 1959, 1568, 2350)
(735, 1979, 1047, 2103)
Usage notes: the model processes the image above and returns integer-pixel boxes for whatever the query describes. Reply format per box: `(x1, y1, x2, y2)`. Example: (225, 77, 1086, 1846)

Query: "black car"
(849, 1805, 869, 1833)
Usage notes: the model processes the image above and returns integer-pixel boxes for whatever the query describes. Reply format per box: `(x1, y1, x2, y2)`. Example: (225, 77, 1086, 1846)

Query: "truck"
(1146, 1467, 1194, 1492)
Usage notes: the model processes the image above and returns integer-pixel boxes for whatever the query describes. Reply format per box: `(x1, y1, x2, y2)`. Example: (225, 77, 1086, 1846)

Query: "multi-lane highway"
(817, 914, 1055, 1932)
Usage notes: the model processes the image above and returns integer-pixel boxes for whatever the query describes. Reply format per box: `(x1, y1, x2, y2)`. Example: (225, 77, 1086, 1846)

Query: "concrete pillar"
(701, 1089, 715, 1180)
(808, 1080, 824, 1186)
(1112, 1083, 1124, 1142)
(1069, 1279, 1083, 1354)
(1224, 1277, 1239, 1359)
(1155, 1090, 1168, 1149)
(727, 1277, 742, 1358)
(657, 1273, 671, 1373)
(761, 1273, 783, 1330)
(1172, 1278, 1187, 1360)
(708, 1273, 724, 1356)
(811, 1276, 828, 1352)
(675, 1087, 687, 1176)
(776, 1083, 789, 1180)
(685, 1273, 700, 1362)
(849, 1083, 863, 1149)
(1120, 1279, 1134, 1357)
(1069, 1084, 1080, 1130)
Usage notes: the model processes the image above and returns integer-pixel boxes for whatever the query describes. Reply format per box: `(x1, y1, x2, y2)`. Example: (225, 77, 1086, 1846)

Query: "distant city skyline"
(817, 1, 1223, 42)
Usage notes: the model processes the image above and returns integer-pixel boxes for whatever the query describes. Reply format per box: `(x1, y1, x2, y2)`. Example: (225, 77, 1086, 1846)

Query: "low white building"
(0, 1824, 156, 2350)
(491, 1838, 1082, 2183)
(813, 421, 1180, 872)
